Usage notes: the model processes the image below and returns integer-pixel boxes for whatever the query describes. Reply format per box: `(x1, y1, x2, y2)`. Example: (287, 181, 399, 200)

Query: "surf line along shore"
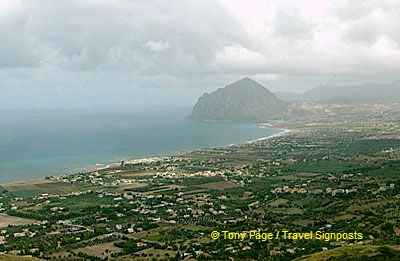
(0, 126, 290, 186)
(245, 126, 292, 144)
(61, 125, 289, 179)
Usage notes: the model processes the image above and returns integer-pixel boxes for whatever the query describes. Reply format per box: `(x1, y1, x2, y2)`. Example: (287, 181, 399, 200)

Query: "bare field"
(2, 181, 85, 198)
(0, 214, 39, 228)
(198, 180, 239, 190)
(111, 182, 147, 192)
(271, 207, 304, 215)
(0, 254, 44, 260)
(328, 214, 359, 222)
(268, 198, 288, 207)
(142, 184, 186, 195)
(121, 171, 158, 177)
(129, 248, 176, 261)
(346, 199, 398, 212)
(74, 242, 123, 258)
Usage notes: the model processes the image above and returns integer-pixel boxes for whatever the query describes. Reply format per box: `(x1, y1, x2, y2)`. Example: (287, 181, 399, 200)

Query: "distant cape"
(188, 77, 288, 120)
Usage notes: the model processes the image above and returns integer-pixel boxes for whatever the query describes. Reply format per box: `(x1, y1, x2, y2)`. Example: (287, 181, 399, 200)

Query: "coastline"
(245, 128, 292, 143)
(0, 125, 291, 187)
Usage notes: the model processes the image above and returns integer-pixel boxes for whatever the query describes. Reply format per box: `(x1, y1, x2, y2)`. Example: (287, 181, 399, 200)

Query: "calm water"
(0, 108, 280, 183)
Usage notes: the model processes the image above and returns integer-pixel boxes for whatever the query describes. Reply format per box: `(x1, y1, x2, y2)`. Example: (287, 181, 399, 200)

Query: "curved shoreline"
(245, 128, 291, 143)
(0, 125, 290, 186)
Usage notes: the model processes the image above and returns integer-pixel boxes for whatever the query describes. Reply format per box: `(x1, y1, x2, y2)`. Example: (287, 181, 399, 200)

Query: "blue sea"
(0, 108, 280, 183)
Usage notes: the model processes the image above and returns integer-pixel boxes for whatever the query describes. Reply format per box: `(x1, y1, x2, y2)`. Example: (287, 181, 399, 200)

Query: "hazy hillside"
(275, 91, 302, 101)
(303, 81, 400, 101)
(276, 81, 400, 102)
(188, 78, 288, 120)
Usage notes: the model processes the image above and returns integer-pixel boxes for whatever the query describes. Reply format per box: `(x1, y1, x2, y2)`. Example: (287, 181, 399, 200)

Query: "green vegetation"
(0, 101, 399, 260)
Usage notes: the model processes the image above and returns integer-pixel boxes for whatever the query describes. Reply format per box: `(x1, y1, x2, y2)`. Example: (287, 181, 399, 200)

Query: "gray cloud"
(0, 0, 399, 109)
(0, 3, 36, 68)
(1, 0, 247, 73)
(331, 0, 377, 21)
(342, 17, 382, 46)
(272, 6, 313, 39)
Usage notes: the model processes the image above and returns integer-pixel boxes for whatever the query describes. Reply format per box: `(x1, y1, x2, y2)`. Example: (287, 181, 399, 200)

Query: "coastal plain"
(0, 101, 399, 260)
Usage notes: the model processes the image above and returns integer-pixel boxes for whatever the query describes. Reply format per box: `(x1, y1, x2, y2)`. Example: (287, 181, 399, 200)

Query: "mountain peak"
(237, 77, 253, 82)
(224, 78, 272, 94)
(188, 78, 288, 120)
(230, 77, 261, 86)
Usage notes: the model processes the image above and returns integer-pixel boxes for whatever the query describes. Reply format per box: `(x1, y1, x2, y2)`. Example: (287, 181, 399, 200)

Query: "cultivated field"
(0, 214, 39, 228)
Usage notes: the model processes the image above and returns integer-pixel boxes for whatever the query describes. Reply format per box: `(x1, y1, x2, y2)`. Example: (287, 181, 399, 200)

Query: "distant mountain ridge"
(188, 78, 288, 120)
(276, 81, 400, 101)
(303, 81, 400, 101)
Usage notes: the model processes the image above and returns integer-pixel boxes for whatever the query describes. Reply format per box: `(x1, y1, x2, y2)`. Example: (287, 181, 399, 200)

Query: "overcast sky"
(1, 0, 399, 109)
